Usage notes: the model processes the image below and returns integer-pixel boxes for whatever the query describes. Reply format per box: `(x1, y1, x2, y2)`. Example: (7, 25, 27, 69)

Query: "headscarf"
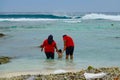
(48, 35, 53, 44)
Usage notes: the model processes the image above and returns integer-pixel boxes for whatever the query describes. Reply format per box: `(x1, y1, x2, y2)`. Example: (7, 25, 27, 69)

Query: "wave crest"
(81, 13, 120, 21)
(0, 18, 57, 22)
(0, 14, 71, 19)
(0, 14, 72, 22)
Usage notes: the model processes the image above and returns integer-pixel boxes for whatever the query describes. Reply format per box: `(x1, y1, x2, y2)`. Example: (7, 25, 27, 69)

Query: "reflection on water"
(64, 59, 76, 70)
(43, 59, 57, 70)
(40, 59, 76, 71)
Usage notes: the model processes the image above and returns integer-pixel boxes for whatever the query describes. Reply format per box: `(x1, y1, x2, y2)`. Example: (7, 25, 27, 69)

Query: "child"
(57, 49, 62, 58)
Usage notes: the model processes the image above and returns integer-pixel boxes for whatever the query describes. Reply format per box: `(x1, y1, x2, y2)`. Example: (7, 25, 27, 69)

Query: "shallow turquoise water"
(0, 14, 120, 72)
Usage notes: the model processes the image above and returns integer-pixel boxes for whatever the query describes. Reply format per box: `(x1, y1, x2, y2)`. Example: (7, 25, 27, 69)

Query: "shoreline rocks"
(0, 33, 5, 37)
(0, 66, 120, 80)
(0, 56, 11, 64)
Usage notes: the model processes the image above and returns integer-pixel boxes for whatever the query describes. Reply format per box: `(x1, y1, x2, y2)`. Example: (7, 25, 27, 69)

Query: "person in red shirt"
(40, 35, 58, 59)
(63, 35, 74, 59)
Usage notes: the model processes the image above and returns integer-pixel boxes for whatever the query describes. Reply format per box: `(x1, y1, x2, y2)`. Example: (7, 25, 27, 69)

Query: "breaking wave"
(0, 14, 71, 21)
(0, 13, 120, 22)
(81, 13, 120, 21)
(0, 18, 57, 22)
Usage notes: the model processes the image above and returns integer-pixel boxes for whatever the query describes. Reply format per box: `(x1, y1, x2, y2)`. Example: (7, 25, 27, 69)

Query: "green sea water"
(0, 13, 120, 72)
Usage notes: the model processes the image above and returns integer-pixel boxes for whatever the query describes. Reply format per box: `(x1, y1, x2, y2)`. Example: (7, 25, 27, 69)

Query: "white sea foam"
(0, 18, 57, 22)
(64, 19, 81, 23)
(54, 69, 67, 74)
(82, 13, 120, 21)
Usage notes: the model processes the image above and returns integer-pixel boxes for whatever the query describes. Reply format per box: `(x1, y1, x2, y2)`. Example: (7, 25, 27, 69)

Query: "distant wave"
(81, 13, 120, 21)
(0, 14, 73, 22)
(0, 14, 71, 19)
(1, 13, 120, 22)
(0, 18, 58, 22)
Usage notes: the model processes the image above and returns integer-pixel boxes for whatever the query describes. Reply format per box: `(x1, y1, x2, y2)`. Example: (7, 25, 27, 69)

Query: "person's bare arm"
(63, 40, 66, 52)
(55, 45, 58, 52)
(40, 45, 43, 52)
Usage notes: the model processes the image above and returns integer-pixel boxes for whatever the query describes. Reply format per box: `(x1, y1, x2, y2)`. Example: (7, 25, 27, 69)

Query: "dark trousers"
(45, 52, 54, 59)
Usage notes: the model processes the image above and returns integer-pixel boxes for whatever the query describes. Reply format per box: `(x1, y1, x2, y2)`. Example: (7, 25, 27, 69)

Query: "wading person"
(40, 35, 58, 59)
(62, 34, 74, 60)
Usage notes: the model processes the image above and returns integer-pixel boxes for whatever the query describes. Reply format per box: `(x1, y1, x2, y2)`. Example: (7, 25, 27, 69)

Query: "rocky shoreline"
(0, 56, 11, 64)
(0, 33, 5, 37)
(0, 66, 120, 80)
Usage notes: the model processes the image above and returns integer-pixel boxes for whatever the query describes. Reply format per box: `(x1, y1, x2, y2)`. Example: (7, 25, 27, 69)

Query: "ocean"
(0, 12, 120, 72)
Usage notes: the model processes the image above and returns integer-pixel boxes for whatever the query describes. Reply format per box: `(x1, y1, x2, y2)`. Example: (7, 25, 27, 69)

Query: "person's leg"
(70, 55, 73, 59)
(69, 46, 74, 60)
(45, 52, 50, 59)
(66, 47, 70, 59)
(50, 53, 54, 59)
(66, 55, 69, 59)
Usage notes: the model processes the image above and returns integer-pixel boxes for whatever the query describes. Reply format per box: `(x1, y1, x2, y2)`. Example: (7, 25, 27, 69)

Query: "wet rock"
(0, 67, 120, 80)
(114, 37, 120, 39)
(0, 33, 5, 37)
(0, 56, 11, 64)
(87, 66, 94, 70)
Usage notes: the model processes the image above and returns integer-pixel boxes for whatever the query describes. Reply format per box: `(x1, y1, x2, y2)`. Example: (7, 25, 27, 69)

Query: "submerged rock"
(0, 33, 5, 37)
(0, 56, 11, 64)
(114, 36, 120, 39)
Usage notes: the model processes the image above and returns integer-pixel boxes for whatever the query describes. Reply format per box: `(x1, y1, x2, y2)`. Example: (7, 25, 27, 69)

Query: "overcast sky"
(0, 0, 120, 12)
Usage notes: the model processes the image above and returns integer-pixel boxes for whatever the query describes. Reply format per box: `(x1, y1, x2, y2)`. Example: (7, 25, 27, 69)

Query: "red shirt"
(63, 35, 74, 47)
(41, 39, 56, 53)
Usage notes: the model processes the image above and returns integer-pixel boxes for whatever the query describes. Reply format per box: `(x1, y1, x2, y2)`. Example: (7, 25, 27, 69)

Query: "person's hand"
(40, 45, 43, 48)
(62, 46, 66, 53)
(56, 49, 58, 52)
(62, 49, 65, 53)
(41, 48, 43, 52)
